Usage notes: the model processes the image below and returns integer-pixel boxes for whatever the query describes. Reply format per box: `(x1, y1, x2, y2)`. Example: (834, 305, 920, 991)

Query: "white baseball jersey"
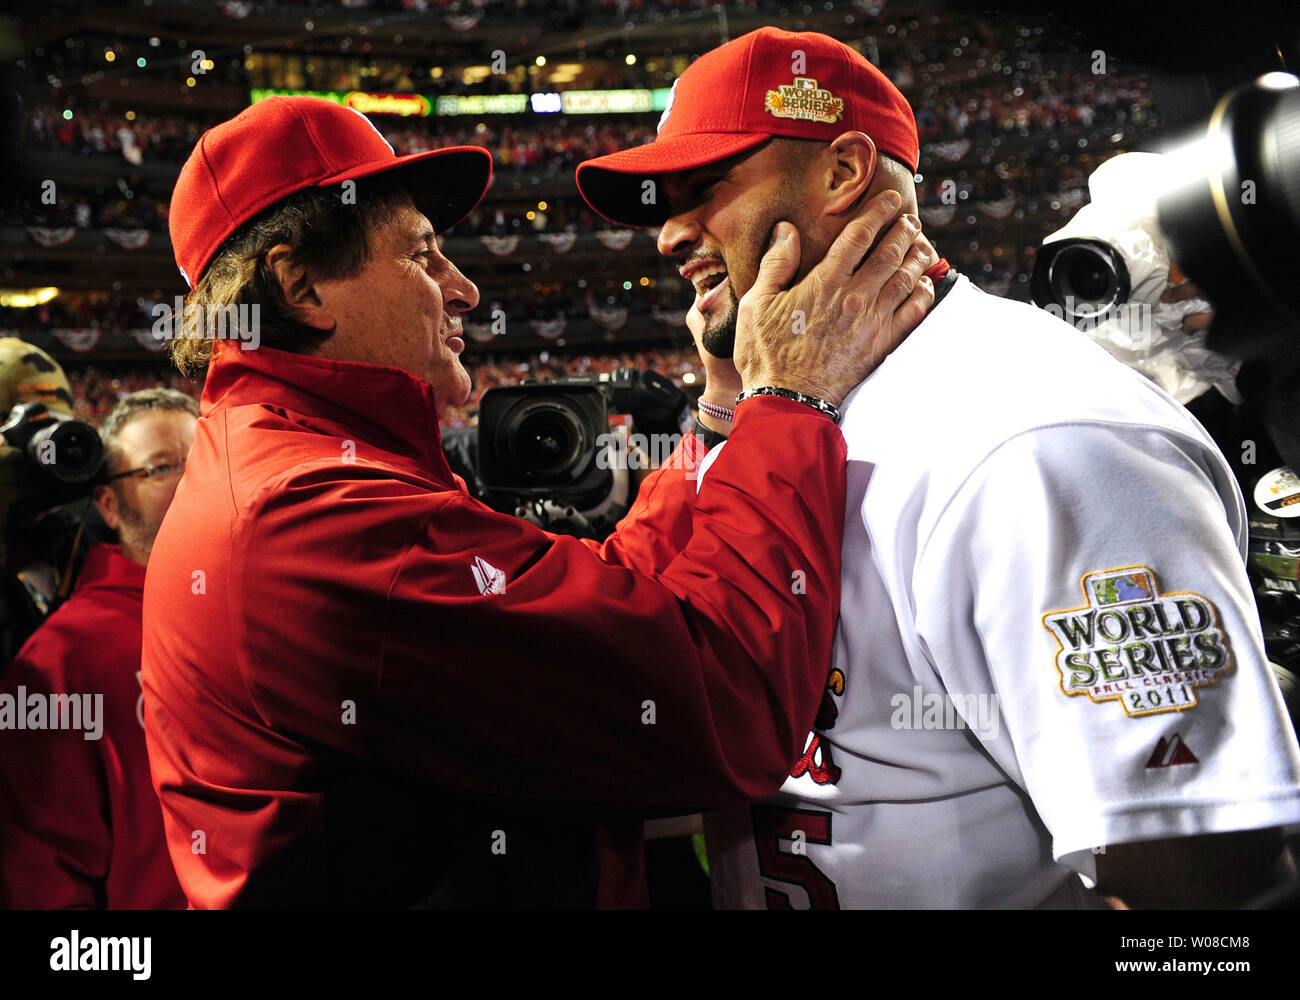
(701, 273, 1300, 908)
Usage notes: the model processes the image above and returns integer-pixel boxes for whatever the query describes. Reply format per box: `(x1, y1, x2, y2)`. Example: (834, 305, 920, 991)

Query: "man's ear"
(265, 244, 335, 332)
(92, 483, 121, 531)
(823, 131, 878, 216)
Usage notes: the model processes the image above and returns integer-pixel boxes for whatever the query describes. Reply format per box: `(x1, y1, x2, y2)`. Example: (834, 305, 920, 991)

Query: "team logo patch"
(1042, 566, 1233, 717)
(764, 78, 844, 125)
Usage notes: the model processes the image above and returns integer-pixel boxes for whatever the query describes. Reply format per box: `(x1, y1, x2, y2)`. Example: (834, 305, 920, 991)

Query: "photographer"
(1036, 151, 1300, 731)
(0, 389, 194, 909)
(143, 96, 934, 907)
(0, 339, 103, 662)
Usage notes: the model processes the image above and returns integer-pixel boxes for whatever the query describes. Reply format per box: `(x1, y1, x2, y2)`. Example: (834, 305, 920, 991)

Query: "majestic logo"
(764, 78, 844, 125)
(790, 667, 843, 785)
(1042, 566, 1233, 718)
(470, 555, 507, 596)
(1145, 733, 1199, 768)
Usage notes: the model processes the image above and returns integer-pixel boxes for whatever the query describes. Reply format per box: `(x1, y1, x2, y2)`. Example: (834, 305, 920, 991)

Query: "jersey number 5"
(751, 804, 841, 909)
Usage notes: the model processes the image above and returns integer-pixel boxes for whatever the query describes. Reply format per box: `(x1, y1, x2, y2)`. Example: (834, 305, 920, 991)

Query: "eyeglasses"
(104, 456, 187, 484)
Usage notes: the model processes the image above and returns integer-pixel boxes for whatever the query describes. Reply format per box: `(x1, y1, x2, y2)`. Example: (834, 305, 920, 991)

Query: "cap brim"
(576, 132, 771, 228)
(327, 145, 493, 234)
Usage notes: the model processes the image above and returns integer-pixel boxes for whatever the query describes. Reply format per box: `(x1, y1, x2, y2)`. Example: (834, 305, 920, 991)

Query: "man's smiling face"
(311, 198, 480, 412)
(656, 141, 817, 358)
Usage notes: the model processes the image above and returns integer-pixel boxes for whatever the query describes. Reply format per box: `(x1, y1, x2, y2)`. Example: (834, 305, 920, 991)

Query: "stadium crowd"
(64, 346, 702, 429)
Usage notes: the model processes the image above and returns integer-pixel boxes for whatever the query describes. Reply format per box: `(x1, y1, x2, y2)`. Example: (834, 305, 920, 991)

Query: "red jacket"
(0, 543, 185, 909)
(142, 341, 847, 908)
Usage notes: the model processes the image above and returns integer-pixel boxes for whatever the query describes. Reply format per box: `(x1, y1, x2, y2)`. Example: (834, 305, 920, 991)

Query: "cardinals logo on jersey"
(789, 668, 844, 785)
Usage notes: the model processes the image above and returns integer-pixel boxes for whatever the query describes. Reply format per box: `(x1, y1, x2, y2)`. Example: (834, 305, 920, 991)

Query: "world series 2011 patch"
(1041, 566, 1233, 717)
(764, 78, 844, 124)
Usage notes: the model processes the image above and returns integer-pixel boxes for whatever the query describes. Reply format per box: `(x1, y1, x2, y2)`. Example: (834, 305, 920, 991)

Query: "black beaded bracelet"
(735, 386, 841, 423)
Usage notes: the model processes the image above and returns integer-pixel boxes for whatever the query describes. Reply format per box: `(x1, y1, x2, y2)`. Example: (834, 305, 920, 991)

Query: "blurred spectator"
(0, 388, 197, 910)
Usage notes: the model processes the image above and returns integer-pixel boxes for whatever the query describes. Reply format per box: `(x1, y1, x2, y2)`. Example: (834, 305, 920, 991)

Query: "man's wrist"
(692, 417, 728, 449)
(697, 392, 737, 438)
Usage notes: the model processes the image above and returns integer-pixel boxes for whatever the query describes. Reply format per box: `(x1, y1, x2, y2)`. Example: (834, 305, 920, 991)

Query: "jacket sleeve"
(0, 655, 106, 909)
(230, 396, 845, 807)
(582, 431, 710, 576)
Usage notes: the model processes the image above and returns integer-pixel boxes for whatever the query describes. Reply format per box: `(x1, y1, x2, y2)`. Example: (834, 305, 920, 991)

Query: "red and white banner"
(589, 303, 628, 331)
(537, 233, 577, 254)
(929, 139, 971, 164)
(27, 227, 76, 248)
(479, 235, 520, 257)
(132, 328, 170, 352)
(445, 11, 481, 31)
(919, 204, 956, 227)
(594, 230, 634, 251)
(652, 307, 688, 328)
(51, 328, 101, 352)
(105, 228, 151, 250)
(464, 321, 495, 344)
(978, 196, 1016, 219)
(529, 317, 566, 340)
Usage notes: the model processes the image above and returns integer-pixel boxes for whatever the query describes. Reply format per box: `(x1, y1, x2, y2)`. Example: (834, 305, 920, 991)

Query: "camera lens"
(504, 401, 587, 485)
(34, 421, 104, 483)
(1051, 243, 1123, 319)
(1157, 76, 1300, 357)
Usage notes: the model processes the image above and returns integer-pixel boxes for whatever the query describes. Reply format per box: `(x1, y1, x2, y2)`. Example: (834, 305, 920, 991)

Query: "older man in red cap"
(143, 94, 935, 907)
(578, 26, 1300, 908)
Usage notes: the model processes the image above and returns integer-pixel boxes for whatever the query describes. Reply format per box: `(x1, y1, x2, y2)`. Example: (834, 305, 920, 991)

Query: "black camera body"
(476, 367, 690, 538)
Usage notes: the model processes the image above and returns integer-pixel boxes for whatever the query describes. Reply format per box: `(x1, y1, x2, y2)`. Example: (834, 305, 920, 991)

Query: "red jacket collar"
(201, 339, 448, 472)
(76, 542, 147, 595)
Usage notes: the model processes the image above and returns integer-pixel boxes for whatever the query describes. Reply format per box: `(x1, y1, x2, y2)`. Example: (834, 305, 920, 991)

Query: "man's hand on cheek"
(733, 190, 937, 407)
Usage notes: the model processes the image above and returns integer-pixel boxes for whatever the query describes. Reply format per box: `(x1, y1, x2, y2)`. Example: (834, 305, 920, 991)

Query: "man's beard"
(700, 284, 740, 360)
(117, 499, 164, 563)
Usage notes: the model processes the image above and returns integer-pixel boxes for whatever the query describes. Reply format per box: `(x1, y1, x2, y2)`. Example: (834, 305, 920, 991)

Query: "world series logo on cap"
(764, 78, 844, 125)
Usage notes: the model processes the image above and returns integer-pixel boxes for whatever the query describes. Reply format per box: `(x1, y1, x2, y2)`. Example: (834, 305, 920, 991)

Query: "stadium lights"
(104, 50, 115, 62)
(535, 56, 546, 67)
(0, 288, 59, 309)
(682, 372, 697, 385)
(625, 54, 636, 65)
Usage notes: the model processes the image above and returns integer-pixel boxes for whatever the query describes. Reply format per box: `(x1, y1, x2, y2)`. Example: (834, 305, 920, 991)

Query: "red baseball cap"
(169, 96, 492, 287)
(576, 27, 918, 228)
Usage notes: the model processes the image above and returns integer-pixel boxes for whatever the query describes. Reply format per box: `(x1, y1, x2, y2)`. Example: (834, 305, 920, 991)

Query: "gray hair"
(99, 387, 200, 477)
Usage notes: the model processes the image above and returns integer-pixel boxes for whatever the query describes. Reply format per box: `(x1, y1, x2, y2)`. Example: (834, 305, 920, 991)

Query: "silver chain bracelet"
(735, 386, 841, 423)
